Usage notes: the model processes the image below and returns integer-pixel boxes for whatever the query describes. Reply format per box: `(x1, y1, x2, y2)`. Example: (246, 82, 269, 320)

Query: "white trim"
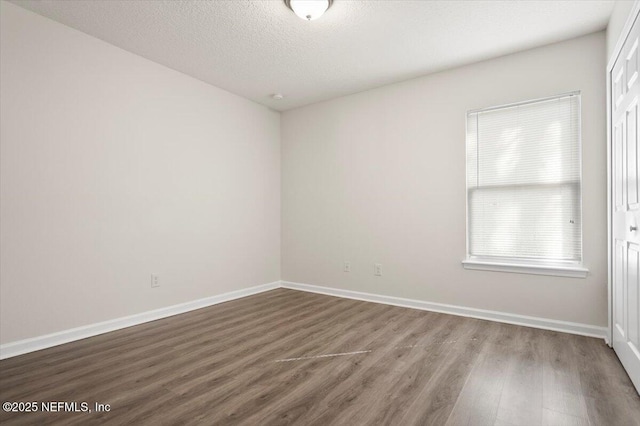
(1, 279, 608, 360)
(467, 91, 580, 114)
(461, 259, 589, 278)
(607, 36, 614, 347)
(607, 0, 640, 349)
(281, 281, 607, 339)
(608, 0, 640, 72)
(0, 281, 280, 360)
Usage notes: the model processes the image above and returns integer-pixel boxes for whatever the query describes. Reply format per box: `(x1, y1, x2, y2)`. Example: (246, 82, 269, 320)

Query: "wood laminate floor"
(1, 288, 639, 425)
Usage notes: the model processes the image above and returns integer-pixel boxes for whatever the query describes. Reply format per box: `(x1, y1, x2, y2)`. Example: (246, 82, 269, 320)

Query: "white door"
(612, 10, 640, 394)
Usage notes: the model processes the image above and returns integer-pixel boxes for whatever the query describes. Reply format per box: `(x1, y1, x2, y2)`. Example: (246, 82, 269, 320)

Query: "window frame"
(463, 92, 588, 278)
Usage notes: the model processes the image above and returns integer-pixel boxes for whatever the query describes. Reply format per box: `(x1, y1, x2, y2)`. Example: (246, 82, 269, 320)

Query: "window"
(462, 92, 588, 278)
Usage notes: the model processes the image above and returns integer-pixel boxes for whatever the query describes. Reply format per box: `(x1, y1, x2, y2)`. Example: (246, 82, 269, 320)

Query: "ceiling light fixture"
(284, 0, 333, 21)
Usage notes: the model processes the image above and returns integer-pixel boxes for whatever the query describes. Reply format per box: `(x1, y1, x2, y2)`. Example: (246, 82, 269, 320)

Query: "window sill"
(461, 259, 589, 278)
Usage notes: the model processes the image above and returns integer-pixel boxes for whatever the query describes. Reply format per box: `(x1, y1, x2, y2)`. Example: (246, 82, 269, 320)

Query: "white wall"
(282, 32, 607, 327)
(0, 0, 610, 346)
(0, 2, 280, 344)
(607, 0, 636, 61)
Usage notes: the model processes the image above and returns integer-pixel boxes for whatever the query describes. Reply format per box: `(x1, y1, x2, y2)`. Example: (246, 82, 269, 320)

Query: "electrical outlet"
(344, 261, 351, 272)
(374, 263, 382, 276)
(151, 274, 160, 288)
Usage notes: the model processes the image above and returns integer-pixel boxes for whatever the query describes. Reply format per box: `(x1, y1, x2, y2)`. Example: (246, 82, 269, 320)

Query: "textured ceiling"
(10, 0, 615, 111)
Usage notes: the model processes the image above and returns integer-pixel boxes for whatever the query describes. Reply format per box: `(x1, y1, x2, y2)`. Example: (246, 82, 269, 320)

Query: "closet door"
(612, 10, 640, 394)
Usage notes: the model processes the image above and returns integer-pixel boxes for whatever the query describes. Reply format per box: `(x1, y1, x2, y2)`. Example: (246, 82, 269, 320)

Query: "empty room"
(2, 0, 640, 424)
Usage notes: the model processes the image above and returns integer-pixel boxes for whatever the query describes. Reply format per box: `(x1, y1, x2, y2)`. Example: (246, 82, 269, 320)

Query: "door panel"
(628, 101, 640, 210)
(616, 120, 626, 211)
(627, 38, 639, 90)
(612, 10, 640, 395)
(616, 240, 627, 338)
(615, 67, 626, 110)
(629, 243, 640, 352)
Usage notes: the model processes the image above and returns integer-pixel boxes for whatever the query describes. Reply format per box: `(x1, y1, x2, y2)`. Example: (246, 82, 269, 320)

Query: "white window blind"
(466, 92, 582, 264)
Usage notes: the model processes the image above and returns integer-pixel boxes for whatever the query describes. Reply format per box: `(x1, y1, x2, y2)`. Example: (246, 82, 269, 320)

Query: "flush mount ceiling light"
(284, 0, 333, 21)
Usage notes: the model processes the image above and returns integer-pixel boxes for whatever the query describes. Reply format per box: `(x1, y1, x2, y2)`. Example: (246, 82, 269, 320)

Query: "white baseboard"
(0, 281, 280, 360)
(280, 281, 608, 340)
(1, 279, 607, 360)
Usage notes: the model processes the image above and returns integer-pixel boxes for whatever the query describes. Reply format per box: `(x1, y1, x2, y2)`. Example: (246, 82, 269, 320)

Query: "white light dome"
(286, 0, 332, 21)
